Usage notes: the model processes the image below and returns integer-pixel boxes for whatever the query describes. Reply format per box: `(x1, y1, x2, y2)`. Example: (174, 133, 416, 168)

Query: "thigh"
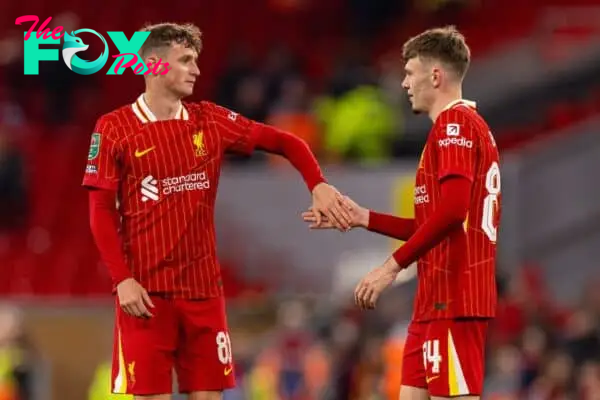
(175, 296, 235, 393)
(399, 385, 430, 400)
(401, 321, 427, 390)
(112, 296, 177, 396)
(423, 319, 488, 397)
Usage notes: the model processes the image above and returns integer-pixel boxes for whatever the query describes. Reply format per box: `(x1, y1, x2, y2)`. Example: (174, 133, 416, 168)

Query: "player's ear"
(431, 67, 442, 89)
(145, 54, 159, 67)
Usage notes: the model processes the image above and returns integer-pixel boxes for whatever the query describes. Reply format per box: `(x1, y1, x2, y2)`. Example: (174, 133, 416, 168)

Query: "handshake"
(302, 182, 368, 231)
(303, 182, 399, 310)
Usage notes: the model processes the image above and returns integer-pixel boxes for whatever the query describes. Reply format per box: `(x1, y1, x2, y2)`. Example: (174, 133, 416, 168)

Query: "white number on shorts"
(422, 340, 442, 374)
(216, 331, 233, 365)
(482, 161, 501, 243)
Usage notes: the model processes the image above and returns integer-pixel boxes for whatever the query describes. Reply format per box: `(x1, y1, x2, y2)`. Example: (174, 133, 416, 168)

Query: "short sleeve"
(433, 110, 477, 182)
(82, 117, 122, 191)
(209, 103, 259, 155)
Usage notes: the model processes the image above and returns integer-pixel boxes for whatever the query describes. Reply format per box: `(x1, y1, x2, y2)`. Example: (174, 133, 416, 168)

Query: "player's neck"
(143, 89, 182, 121)
(428, 88, 463, 122)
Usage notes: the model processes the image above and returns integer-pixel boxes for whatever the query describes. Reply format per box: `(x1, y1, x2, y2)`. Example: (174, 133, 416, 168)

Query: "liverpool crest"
(193, 131, 207, 157)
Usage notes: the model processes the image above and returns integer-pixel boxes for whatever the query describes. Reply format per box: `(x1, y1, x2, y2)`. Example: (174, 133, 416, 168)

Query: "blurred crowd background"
(0, 0, 599, 399)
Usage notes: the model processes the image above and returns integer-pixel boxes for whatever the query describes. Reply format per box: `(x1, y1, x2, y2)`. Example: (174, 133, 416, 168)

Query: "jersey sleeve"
(209, 103, 259, 155)
(82, 117, 122, 191)
(433, 109, 477, 182)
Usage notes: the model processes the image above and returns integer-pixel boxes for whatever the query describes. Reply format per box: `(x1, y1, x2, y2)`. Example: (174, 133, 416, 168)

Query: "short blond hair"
(402, 26, 470, 79)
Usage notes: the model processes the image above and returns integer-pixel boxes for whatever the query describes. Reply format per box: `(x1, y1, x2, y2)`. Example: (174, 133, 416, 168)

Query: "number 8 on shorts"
(216, 331, 232, 365)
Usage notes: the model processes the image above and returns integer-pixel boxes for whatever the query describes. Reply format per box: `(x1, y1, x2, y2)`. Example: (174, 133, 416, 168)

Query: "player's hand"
(117, 278, 155, 319)
(302, 196, 369, 230)
(354, 260, 399, 310)
(311, 183, 353, 231)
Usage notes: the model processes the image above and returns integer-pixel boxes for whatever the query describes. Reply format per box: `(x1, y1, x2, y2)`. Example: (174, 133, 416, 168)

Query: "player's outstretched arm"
(354, 175, 471, 309)
(302, 197, 415, 240)
(211, 103, 351, 229)
(253, 124, 353, 230)
(89, 190, 154, 318)
(367, 211, 415, 241)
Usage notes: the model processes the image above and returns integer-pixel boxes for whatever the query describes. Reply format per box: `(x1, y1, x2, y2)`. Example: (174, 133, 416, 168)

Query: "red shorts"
(111, 296, 235, 395)
(401, 319, 489, 397)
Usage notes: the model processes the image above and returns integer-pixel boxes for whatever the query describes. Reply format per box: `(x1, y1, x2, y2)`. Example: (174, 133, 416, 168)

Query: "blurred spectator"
(247, 300, 331, 400)
(267, 75, 322, 159)
(215, 44, 255, 110)
(232, 76, 268, 123)
(580, 278, 600, 318)
(381, 322, 408, 400)
(526, 351, 574, 399)
(577, 360, 600, 400)
(329, 314, 361, 400)
(520, 324, 555, 390)
(0, 86, 24, 129)
(0, 306, 36, 400)
(491, 265, 569, 347)
(261, 45, 301, 108)
(564, 309, 600, 368)
(317, 85, 397, 164)
(353, 336, 385, 399)
(485, 345, 522, 399)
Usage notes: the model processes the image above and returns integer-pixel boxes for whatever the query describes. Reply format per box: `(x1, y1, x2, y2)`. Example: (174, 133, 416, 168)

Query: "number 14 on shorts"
(423, 339, 442, 377)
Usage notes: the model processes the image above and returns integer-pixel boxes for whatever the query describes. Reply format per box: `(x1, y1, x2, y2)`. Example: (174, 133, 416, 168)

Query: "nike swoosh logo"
(135, 146, 155, 157)
(224, 366, 233, 376)
(426, 376, 439, 384)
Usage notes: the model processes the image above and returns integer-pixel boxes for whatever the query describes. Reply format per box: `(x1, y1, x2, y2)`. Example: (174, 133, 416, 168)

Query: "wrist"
(358, 208, 370, 228)
(310, 179, 327, 193)
(385, 255, 402, 274)
(363, 208, 375, 230)
(114, 275, 133, 287)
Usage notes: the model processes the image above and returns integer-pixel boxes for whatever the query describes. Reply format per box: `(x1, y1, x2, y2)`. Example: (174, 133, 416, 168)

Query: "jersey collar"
(442, 99, 477, 111)
(131, 94, 189, 123)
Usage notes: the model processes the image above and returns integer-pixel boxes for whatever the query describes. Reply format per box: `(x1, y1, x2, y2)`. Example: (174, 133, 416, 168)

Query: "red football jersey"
(83, 94, 259, 298)
(412, 99, 501, 321)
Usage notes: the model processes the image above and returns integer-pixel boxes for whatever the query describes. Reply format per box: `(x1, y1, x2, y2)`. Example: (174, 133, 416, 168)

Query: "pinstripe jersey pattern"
(412, 100, 501, 321)
(83, 95, 258, 298)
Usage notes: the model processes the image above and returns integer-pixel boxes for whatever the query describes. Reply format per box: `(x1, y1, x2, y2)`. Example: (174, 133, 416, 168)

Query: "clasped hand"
(303, 187, 368, 231)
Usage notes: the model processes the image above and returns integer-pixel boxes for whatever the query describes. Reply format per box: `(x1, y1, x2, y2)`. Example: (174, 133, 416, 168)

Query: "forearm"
(89, 190, 132, 285)
(253, 124, 326, 191)
(367, 211, 415, 241)
(388, 177, 471, 271)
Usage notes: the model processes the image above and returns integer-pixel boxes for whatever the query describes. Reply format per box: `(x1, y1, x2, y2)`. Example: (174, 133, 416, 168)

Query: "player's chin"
(411, 106, 424, 115)
(177, 85, 194, 98)
(407, 98, 422, 114)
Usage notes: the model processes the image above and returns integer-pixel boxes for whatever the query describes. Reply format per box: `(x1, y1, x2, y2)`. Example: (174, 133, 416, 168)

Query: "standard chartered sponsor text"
(162, 172, 210, 194)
